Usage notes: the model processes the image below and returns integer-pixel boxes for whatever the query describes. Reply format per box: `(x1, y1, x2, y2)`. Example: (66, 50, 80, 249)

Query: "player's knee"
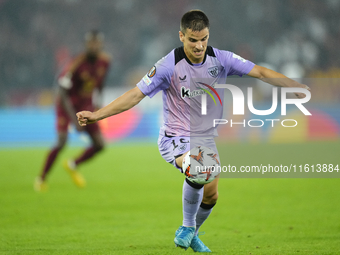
(94, 141, 105, 152)
(175, 152, 187, 169)
(56, 144, 64, 151)
(56, 137, 67, 149)
(203, 191, 218, 204)
(97, 144, 104, 152)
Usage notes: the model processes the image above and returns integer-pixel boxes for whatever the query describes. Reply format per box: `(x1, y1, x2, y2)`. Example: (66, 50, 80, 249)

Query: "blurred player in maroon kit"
(35, 30, 111, 191)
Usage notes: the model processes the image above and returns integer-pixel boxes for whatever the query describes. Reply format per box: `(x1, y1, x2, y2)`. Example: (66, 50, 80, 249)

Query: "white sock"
(194, 203, 215, 235)
(182, 179, 204, 227)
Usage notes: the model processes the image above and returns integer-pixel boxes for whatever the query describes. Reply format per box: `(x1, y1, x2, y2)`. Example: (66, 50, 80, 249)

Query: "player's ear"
(179, 31, 185, 43)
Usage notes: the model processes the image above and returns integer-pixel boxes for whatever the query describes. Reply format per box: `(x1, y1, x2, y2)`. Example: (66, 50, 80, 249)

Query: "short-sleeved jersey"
(57, 53, 110, 109)
(137, 46, 254, 137)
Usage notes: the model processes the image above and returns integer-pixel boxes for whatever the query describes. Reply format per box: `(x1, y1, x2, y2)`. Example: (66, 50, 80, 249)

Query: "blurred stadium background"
(0, 0, 339, 147)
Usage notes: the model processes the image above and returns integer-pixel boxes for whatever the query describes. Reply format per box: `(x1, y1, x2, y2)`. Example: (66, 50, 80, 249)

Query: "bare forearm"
(92, 87, 145, 121)
(249, 65, 306, 88)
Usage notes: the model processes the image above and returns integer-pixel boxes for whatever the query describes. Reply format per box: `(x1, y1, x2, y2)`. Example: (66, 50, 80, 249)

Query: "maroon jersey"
(57, 53, 110, 110)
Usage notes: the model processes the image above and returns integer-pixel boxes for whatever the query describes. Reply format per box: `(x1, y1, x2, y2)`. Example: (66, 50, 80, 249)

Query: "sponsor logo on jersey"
(147, 66, 156, 78)
(208, 66, 219, 78)
(142, 75, 152, 86)
(181, 82, 222, 106)
(181, 86, 205, 99)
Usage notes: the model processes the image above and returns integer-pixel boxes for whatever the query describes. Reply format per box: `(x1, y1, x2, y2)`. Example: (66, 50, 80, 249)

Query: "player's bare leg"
(63, 131, 104, 188)
(74, 131, 104, 166)
(35, 132, 67, 192)
(202, 176, 219, 205)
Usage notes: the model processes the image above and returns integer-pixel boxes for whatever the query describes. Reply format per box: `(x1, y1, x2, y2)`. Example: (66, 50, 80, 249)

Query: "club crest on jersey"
(208, 66, 219, 78)
(147, 66, 156, 78)
(178, 143, 187, 152)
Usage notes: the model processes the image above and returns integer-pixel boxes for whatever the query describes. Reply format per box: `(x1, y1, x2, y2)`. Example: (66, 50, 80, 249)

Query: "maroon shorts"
(56, 104, 100, 135)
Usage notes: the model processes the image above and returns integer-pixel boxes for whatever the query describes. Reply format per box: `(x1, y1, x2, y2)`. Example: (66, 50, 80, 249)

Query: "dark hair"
(180, 10, 209, 34)
(85, 29, 104, 41)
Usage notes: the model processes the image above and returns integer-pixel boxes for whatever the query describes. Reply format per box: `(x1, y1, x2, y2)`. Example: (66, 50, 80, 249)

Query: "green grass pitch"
(0, 141, 340, 254)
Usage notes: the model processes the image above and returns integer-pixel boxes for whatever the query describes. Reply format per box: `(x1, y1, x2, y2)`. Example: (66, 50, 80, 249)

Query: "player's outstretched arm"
(77, 86, 145, 126)
(247, 65, 311, 98)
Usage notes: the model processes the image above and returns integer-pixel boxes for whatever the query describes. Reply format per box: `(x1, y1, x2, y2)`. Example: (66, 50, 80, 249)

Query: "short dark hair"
(85, 29, 104, 41)
(180, 10, 209, 34)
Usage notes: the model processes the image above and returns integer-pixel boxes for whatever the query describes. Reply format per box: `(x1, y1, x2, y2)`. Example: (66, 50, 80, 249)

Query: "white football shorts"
(158, 133, 219, 172)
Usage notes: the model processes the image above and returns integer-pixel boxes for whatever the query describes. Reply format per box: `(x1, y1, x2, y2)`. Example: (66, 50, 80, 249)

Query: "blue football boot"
(190, 232, 211, 253)
(174, 226, 195, 250)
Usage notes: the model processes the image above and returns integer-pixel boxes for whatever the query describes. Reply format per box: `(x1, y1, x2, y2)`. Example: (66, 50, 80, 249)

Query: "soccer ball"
(182, 146, 220, 185)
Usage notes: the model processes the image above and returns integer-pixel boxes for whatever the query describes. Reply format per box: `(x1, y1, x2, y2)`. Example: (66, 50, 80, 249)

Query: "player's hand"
(295, 85, 311, 99)
(76, 111, 98, 126)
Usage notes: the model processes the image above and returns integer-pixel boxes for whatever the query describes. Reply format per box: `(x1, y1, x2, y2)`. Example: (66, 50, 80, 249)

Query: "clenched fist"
(76, 111, 98, 126)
